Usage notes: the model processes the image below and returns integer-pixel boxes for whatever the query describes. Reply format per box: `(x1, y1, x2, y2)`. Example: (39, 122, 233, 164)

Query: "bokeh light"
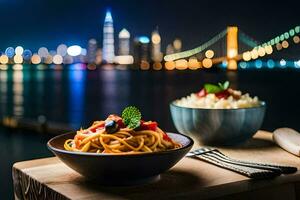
(250, 49, 258, 59)
(276, 43, 282, 51)
(67, 45, 82, 56)
(44, 55, 53, 64)
(293, 36, 300, 44)
(57, 44, 68, 56)
(63, 55, 74, 64)
(289, 29, 295, 37)
(12, 64, 23, 71)
(295, 60, 300, 68)
(282, 40, 289, 48)
(239, 62, 247, 69)
(205, 50, 214, 59)
(165, 61, 175, 70)
(23, 49, 32, 60)
(15, 46, 24, 55)
(38, 47, 49, 58)
(153, 62, 162, 70)
(227, 49, 237, 58)
(254, 59, 263, 68)
(0, 55, 9, 64)
(175, 59, 188, 70)
(202, 58, 213, 68)
(267, 59, 275, 69)
(257, 47, 265, 57)
(173, 39, 182, 51)
(13, 55, 23, 64)
(151, 33, 161, 44)
(280, 59, 286, 67)
(114, 55, 134, 65)
(188, 57, 200, 70)
(284, 32, 289, 40)
(0, 65, 8, 70)
(140, 60, 150, 70)
(53, 55, 63, 65)
(5, 47, 15, 58)
(264, 45, 273, 54)
(31, 54, 41, 64)
(138, 36, 150, 44)
(242, 51, 251, 61)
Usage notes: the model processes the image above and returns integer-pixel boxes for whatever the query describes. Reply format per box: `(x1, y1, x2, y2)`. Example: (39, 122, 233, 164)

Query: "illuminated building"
(102, 9, 115, 63)
(118, 28, 130, 55)
(173, 38, 182, 53)
(133, 36, 150, 64)
(57, 44, 68, 57)
(87, 39, 97, 63)
(116, 28, 132, 65)
(95, 48, 102, 65)
(151, 29, 162, 62)
(166, 44, 174, 55)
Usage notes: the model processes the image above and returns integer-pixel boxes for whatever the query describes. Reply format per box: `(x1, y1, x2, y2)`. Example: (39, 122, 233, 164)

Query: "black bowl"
(47, 132, 193, 186)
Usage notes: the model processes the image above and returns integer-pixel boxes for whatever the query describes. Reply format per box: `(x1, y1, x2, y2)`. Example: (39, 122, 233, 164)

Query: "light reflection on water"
(0, 64, 299, 132)
(69, 68, 86, 127)
(13, 70, 24, 117)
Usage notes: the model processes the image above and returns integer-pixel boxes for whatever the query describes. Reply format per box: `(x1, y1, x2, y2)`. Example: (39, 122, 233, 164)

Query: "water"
(1, 65, 300, 198)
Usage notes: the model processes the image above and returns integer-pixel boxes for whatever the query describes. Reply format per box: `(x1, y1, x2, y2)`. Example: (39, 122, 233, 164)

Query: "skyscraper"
(118, 28, 130, 55)
(87, 38, 97, 64)
(133, 36, 150, 64)
(102, 9, 115, 63)
(151, 29, 162, 62)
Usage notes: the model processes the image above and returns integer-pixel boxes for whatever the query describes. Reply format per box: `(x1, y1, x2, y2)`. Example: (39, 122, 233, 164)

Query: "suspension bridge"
(164, 25, 300, 70)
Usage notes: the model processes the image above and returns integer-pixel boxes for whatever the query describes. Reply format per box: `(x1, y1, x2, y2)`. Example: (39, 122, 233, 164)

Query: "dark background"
(0, 0, 299, 53)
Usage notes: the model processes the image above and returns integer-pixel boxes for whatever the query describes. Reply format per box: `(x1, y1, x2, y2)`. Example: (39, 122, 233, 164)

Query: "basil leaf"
(121, 106, 142, 129)
(223, 81, 229, 90)
(204, 84, 223, 93)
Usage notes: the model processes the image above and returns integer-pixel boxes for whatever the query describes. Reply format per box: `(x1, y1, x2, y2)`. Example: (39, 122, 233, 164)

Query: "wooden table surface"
(13, 131, 300, 200)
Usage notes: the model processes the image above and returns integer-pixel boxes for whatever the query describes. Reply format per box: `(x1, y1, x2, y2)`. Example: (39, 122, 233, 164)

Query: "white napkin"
(273, 128, 300, 157)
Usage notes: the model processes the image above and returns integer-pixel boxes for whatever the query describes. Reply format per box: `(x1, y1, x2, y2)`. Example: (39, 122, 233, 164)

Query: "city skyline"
(0, 7, 299, 70)
(0, 0, 299, 56)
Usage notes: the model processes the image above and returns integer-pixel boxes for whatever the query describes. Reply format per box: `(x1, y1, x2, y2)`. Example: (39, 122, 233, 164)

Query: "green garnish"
(121, 106, 142, 129)
(204, 81, 230, 93)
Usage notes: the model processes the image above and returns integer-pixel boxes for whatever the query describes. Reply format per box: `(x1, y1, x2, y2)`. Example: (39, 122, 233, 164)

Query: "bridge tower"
(227, 26, 238, 70)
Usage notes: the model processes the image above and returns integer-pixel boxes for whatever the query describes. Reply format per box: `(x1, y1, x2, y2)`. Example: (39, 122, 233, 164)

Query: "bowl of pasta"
(47, 106, 193, 185)
(170, 81, 266, 146)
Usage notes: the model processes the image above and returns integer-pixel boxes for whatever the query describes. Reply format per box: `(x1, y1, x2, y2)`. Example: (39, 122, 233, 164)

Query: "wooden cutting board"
(13, 131, 300, 200)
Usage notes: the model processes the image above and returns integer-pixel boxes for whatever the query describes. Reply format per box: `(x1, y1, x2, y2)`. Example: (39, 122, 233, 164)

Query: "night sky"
(0, 0, 299, 52)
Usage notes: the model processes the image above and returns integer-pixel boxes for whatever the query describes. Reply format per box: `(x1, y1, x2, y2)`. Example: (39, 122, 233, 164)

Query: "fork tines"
(187, 148, 297, 178)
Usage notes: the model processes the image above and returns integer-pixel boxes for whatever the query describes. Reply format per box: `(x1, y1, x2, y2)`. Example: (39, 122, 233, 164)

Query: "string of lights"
(241, 25, 300, 62)
(164, 29, 227, 61)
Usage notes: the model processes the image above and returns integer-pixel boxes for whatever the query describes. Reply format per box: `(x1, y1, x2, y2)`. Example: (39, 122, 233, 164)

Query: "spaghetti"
(64, 114, 181, 154)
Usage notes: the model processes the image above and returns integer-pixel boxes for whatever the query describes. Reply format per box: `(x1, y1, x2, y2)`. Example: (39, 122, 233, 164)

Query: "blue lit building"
(102, 10, 115, 63)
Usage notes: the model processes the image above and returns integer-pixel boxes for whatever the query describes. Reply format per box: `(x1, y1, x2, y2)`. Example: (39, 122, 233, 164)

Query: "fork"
(186, 148, 297, 178)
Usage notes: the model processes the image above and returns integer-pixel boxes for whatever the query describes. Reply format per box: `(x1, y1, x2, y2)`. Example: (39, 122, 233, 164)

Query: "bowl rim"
(170, 100, 266, 111)
(47, 131, 194, 157)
